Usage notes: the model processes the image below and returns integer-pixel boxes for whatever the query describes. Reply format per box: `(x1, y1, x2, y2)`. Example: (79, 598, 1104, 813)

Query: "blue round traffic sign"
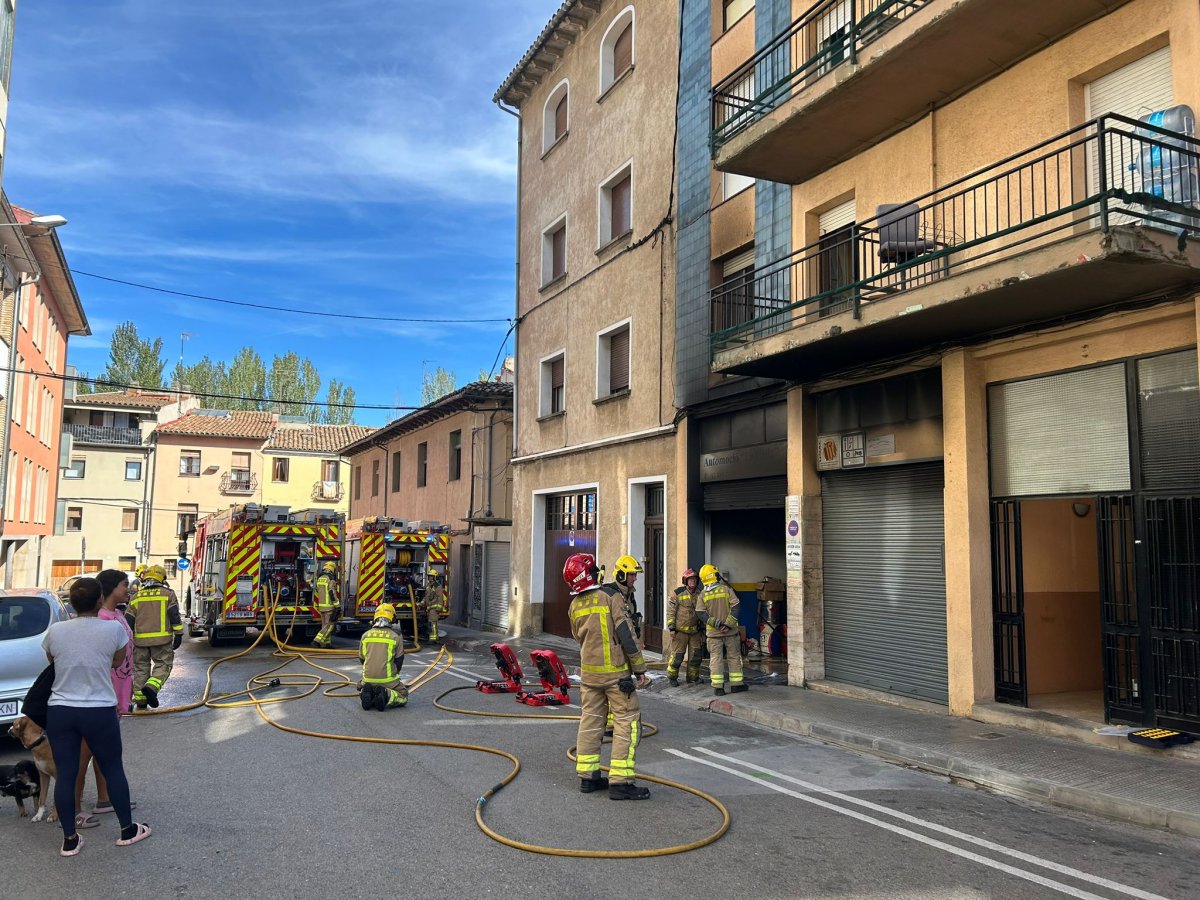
(177, 558, 191, 570)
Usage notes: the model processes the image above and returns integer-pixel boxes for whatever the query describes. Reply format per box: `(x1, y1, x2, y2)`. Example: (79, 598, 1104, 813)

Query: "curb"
(705, 698, 1200, 839)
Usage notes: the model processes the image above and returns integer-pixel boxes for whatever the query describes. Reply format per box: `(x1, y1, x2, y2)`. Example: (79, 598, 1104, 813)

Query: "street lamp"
(0, 214, 68, 230)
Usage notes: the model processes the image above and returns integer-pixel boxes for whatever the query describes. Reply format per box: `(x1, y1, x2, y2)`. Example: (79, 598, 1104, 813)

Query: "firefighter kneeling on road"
(312, 561, 341, 648)
(666, 568, 704, 686)
(697, 564, 746, 697)
(565, 552, 651, 801)
(358, 603, 408, 711)
(128, 565, 182, 709)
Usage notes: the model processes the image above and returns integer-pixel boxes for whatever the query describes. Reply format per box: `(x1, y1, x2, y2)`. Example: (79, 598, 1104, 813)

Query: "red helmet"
(563, 553, 600, 594)
(682, 568, 697, 585)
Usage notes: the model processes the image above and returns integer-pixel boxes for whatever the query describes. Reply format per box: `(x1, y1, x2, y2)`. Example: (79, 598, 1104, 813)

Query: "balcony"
(220, 472, 258, 495)
(711, 0, 1134, 184)
(711, 116, 1200, 379)
(65, 424, 143, 446)
(311, 480, 344, 502)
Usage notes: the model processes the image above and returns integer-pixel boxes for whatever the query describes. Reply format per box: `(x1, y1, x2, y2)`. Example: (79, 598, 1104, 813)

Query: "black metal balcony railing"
(311, 480, 344, 502)
(64, 424, 143, 446)
(220, 472, 258, 495)
(712, 0, 931, 149)
(711, 115, 1200, 353)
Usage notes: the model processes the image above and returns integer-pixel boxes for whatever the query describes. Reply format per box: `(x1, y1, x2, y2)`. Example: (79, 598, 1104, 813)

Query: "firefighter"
(127, 565, 182, 709)
(666, 568, 704, 686)
(312, 561, 341, 648)
(605, 554, 644, 645)
(358, 603, 408, 711)
(564, 552, 650, 801)
(425, 572, 447, 642)
(697, 564, 746, 697)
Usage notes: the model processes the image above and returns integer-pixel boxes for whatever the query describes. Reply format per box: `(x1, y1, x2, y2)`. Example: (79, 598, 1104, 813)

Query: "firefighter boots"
(609, 782, 651, 801)
(668, 675, 679, 687)
(730, 684, 749, 693)
(360, 685, 378, 710)
(579, 772, 609, 794)
(713, 686, 725, 697)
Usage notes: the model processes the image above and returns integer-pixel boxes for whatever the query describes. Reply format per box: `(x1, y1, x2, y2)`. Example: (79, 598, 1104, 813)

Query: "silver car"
(0, 589, 74, 726)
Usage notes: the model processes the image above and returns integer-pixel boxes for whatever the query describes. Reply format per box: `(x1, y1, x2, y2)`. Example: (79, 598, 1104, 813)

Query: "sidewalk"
(441, 625, 1200, 839)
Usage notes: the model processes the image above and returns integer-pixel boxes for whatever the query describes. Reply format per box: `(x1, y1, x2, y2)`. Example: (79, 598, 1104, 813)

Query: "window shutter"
(613, 23, 632, 77)
(552, 226, 566, 279)
(609, 328, 630, 392)
(610, 174, 631, 239)
(819, 199, 856, 235)
(550, 356, 565, 413)
(554, 93, 568, 140)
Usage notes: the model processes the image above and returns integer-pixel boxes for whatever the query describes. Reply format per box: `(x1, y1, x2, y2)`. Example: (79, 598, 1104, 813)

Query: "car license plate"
(0, 700, 18, 719)
(225, 609, 255, 619)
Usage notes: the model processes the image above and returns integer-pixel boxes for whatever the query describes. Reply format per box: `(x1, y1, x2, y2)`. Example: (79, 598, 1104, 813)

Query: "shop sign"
(700, 441, 787, 482)
(841, 432, 866, 468)
(817, 434, 841, 471)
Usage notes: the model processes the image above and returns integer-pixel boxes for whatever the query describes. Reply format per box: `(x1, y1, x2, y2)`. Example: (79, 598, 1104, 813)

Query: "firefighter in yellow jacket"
(127, 565, 182, 709)
(565, 552, 650, 800)
(697, 564, 746, 697)
(666, 568, 704, 686)
(425, 572, 447, 642)
(312, 561, 341, 648)
(358, 604, 408, 711)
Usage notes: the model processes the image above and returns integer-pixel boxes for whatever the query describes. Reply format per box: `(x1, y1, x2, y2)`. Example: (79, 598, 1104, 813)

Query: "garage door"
(703, 476, 787, 510)
(482, 542, 511, 631)
(51, 559, 102, 583)
(822, 463, 948, 703)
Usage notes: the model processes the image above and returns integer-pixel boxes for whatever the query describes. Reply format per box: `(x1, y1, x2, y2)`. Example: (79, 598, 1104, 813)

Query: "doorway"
(542, 491, 597, 638)
(642, 483, 665, 652)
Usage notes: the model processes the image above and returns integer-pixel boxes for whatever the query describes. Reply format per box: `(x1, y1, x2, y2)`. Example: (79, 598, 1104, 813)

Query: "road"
(3, 634, 1199, 900)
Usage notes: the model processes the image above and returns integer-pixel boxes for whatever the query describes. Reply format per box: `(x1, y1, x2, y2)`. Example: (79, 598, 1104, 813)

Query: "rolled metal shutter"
(482, 541, 511, 630)
(822, 463, 948, 703)
(703, 476, 787, 510)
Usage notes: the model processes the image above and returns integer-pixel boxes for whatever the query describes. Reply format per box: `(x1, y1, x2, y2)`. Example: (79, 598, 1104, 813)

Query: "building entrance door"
(542, 491, 597, 638)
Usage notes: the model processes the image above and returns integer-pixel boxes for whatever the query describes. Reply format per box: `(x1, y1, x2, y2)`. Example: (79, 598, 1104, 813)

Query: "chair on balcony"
(875, 202, 939, 293)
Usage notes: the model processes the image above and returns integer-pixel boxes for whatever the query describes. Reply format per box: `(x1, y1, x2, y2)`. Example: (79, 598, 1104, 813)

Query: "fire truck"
(341, 517, 451, 639)
(192, 504, 344, 646)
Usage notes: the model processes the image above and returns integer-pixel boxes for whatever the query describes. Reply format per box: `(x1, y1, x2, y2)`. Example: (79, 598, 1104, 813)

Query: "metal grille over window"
(546, 492, 597, 531)
(1136, 349, 1200, 491)
(609, 327, 630, 393)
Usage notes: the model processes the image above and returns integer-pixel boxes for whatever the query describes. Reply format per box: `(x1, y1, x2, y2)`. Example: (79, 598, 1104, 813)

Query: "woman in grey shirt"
(43, 577, 151, 856)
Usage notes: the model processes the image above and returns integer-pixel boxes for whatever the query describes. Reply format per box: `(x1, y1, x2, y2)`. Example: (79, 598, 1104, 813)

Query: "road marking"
(691, 747, 1169, 900)
(666, 749, 1151, 900)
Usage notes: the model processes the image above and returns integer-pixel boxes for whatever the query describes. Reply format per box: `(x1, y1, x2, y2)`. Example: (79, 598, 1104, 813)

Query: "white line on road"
(665, 749, 1133, 900)
(692, 747, 1169, 900)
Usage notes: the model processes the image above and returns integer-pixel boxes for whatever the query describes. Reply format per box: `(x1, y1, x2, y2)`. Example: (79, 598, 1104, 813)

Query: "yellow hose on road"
(139, 595, 730, 858)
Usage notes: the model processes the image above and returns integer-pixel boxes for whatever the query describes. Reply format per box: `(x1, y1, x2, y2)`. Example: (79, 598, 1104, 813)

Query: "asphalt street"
(3, 634, 1199, 900)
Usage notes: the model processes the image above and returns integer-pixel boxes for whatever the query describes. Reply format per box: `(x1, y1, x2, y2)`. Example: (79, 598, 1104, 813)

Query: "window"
(723, 0, 754, 30)
(125, 460, 143, 481)
(89, 410, 111, 427)
(391, 451, 402, 492)
(64, 458, 86, 480)
(542, 215, 567, 285)
(723, 169, 755, 201)
(231, 452, 251, 486)
(272, 457, 290, 482)
(417, 442, 428, 488)
(599, 164, 632, 247)
(448, 430, 462, 481)
(713, 247, 757, 332)
(11, 354, 20, 426)
(600, 8, 635, 94)
(322, 459, 340, 482)
(20, 460, 31, 522)
(0, 0, 14, 90)
(353, 465, 361, 500)
(179, 450, 201, 477)
(66, 505, 82, 531)
(817, 199, 856, 316)
(816, 0, 852, 77)
(371, 459, 381, 497)
(122, 508, 139, 532)
(540, 353, 566, 417)
(119, 556, 136, 571)
(597, 322, 631, 397)
(543, 80, 569, 153)
(177, 504, 199, 538)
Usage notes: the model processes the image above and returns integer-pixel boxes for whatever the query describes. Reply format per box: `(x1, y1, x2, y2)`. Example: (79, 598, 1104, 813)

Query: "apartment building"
(698, 0, 1200, 733)
(495, 0, 680, 646)
(342, 382, 512, 628)
(45, 389, 194, 585)
(260, 422, 369, 512)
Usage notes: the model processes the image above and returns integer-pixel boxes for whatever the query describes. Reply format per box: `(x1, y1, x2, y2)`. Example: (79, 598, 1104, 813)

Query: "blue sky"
(5, 1, 561, 425)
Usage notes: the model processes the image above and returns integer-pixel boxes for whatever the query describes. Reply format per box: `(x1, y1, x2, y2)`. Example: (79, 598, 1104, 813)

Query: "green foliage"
(101, 322, 166, 389)
(421, 366, 456, 406)
(323, 379, 357, 425)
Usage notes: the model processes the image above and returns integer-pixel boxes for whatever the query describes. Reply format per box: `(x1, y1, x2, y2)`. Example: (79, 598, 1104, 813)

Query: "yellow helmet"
(614, 554, 643, 575)
(373, 603, 396, 622)
(321, 561, 337, 575)
(135, 564, 148, 578)
(699, 564, 719, 586)
(146, 565, 168, 583)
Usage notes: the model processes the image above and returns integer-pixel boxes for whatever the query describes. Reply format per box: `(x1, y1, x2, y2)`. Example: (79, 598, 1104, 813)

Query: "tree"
(225, 347, 267, 411)
(172, 356, 228, 406)
(101, 322, 166, 389)
(267, 351, 321, 418)
(323, 379, 356, 425)
(421, 366, 456, 405)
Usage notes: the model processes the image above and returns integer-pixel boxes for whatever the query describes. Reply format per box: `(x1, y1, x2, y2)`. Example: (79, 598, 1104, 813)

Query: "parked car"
(0, 590, 75, 727)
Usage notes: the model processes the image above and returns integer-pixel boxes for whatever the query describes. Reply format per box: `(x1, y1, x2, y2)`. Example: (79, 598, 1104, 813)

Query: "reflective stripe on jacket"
(360, 626, 403, 684)
(569, 585, 645, 686)
(667, 586, 699, 632)
(700, 583, 739, 635)
(128, 585, 181, 647)
(315, 573, 339, 610)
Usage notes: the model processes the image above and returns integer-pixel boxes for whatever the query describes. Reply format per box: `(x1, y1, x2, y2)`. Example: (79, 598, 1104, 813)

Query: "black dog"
(0, 760, 40, 817)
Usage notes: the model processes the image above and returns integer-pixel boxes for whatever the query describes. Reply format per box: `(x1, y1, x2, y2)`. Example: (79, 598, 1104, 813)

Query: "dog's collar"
(25, 734, 46, 750)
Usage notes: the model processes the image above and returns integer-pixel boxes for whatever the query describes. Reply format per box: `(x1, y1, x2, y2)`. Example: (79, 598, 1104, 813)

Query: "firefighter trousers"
(426, 608, 441, 641)
(367, 677, 409, 707)
(133, 644, 174, 693)
(576, 681, 640, 785)
(706, 631, 743, 687)
(667, 629, 705, 681)
(315, 608, 338, 644)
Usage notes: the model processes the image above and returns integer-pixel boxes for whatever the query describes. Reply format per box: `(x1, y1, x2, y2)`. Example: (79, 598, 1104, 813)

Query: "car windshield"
(0, 597, 52, 640)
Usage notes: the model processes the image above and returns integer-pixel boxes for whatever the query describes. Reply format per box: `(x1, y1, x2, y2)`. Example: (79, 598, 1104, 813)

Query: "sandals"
(60, 835, 84, 857)
(116, 823, 152, 846)
(74, 813, 101, 829)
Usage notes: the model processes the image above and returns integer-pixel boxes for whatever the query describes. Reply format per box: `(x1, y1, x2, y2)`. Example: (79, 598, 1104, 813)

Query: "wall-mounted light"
(1072, 502, 1091, 518)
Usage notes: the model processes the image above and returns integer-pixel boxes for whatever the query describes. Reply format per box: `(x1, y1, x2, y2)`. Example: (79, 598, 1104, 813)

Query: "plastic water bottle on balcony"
(1136, 105, 1199, 230)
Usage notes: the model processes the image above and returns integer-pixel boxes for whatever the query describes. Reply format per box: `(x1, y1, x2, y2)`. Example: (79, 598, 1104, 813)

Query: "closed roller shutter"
(482, 542, 511, 630)
(822, 464, 948, 703)
(703, 476, 787, 510)
(819, 198, 856, 235)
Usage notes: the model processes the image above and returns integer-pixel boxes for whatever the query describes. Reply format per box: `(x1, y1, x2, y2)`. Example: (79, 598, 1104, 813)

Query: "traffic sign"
(177, 558, 191, 570)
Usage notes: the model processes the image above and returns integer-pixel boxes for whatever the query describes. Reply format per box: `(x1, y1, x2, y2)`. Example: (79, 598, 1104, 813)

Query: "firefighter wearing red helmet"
(563, 552, 651, 800)
(665, 568, 704, 686)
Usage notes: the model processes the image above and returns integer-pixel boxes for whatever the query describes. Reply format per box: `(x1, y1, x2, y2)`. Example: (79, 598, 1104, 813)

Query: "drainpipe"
(144, 431, 158, 562)
(496, 99, 520, 457)
(484, 408, 500, 518)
